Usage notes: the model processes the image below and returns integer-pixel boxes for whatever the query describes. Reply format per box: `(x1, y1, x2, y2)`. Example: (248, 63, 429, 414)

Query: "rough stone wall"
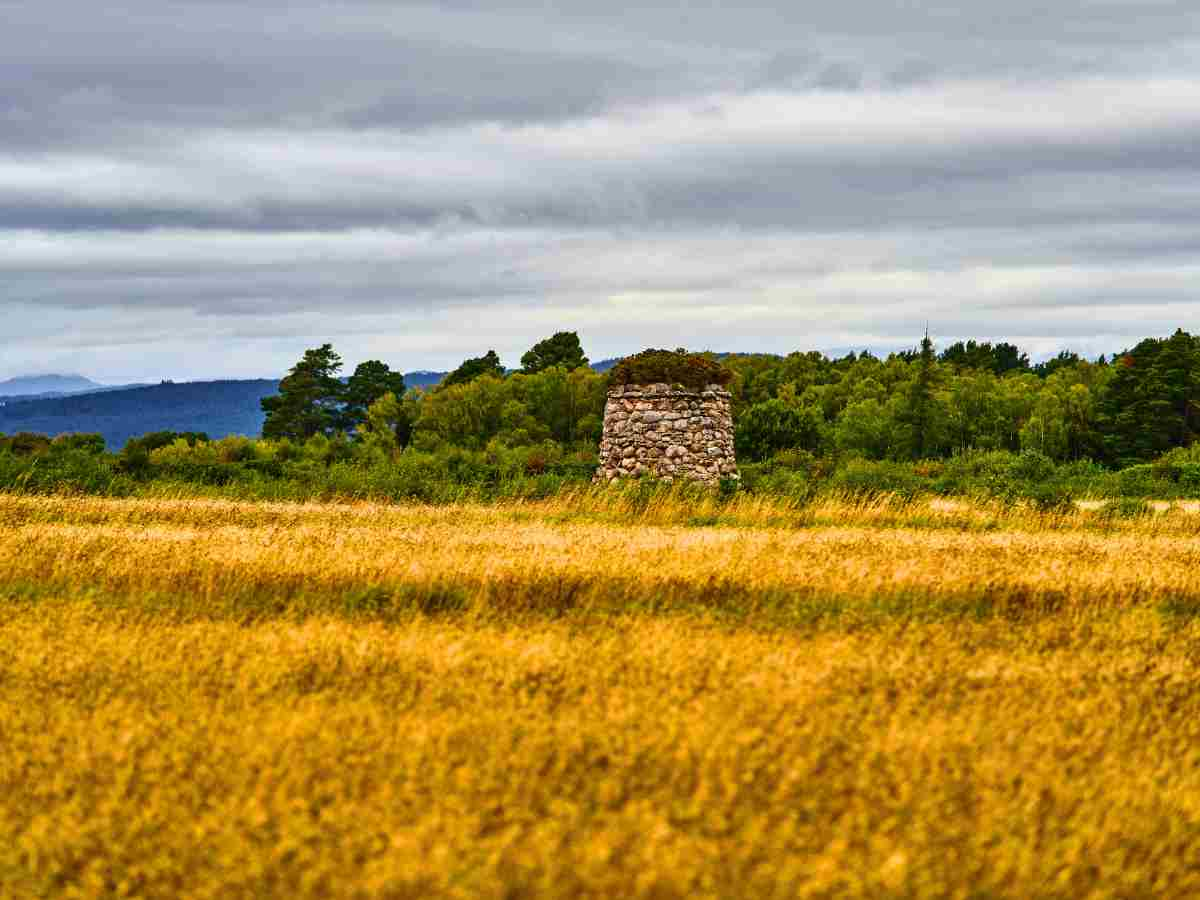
(595, 383, 738, 485)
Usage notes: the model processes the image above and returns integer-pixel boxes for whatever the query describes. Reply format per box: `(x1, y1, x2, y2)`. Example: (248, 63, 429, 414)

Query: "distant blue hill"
(0, 371, 448, 449)
(405, 371, 447, 389)
(0, 380, 280, 450)
(0, 374, 106, 399)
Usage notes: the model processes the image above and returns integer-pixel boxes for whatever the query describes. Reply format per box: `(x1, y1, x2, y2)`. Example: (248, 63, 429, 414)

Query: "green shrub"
(830, 459, 926, 499)
(734, 400, 822, 461)
(118, 431, 209, 476)
(1100, 497, 1152, 519)
(150, 439, 221, 467)
(1155, 444, 1200, 466)
(0, 432, 53, 456)
(1007, 450, 1057, 484)
(1116, 465, 1157, 498)
(1019, 482, 1074, 513)
(50, 433, 106, 455)
(0, 446, 129, 495)
(746, 467, 812, 502)
(718, 477, 741, 499)
(214, 435, 257, 464)
(1054, 459, 1118, 499)
(940, 450, 1018, 480)
(1178, 464, 1200, 495)
(770, 449, 818, 473)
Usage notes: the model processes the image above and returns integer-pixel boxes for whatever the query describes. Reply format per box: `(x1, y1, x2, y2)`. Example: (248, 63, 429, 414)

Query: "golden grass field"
(2, 491, 1199, 898)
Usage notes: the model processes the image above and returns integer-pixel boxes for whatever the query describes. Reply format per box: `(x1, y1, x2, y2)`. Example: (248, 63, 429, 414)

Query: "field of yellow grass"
(2, 492, 1199, 897)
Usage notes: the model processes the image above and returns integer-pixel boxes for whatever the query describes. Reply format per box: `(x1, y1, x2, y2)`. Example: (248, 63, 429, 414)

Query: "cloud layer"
(4, 0, 1200, 379)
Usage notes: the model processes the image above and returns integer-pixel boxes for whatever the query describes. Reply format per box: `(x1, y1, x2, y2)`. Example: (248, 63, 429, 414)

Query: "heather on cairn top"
(607, 349, 733, 390)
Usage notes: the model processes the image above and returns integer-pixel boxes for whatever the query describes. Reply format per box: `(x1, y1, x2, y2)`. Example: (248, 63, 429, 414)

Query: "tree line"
(259, 328, 1200, 469)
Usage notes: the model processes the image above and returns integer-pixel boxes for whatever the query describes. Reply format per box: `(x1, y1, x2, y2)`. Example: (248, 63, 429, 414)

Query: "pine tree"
(1098, 338, 1173, 465)
(261, 344, 345, 440)
(899, 331, 941, 459)
(442, 350, 504, 387)
(520, 331, 589, 374)
(1151, 329, 1200, 447)
(341, 360, 406, 433)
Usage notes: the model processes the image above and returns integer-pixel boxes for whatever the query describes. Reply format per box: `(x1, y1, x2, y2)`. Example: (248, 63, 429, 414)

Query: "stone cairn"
(595, 382, 739, 485)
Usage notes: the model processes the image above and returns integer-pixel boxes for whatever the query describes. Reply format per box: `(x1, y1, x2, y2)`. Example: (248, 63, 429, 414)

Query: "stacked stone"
(595, 383, 738, 485)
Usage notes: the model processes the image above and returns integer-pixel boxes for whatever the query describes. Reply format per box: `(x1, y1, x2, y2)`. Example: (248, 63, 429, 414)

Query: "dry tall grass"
(1, 493, 1198, 897)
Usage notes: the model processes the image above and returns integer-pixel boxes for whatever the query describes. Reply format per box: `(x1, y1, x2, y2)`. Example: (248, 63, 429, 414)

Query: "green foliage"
(769, 448, 821, 475)
(720, 337, 1118, 466)
(0, 439, 130, 495)
(1155, 443, 1200, 465)
(1098, 329, 1200, 466)
(442, 350, 504, 387)
(1148, 445, 1200, 495)
(1115, 465, 1159, 498)
(835, 399, 900, 460)
(896, 333, 945, 460)
(124, 430, 210, 455)
(735, 462, 813, 501)
(940, 340, 1030, 375)
(117, 431, 209, 475)
(137, 436, 266, 485)
(1034, 350, 1087, 378)
(734, 399, 822, 461)
(1019, 482, 1075, 513)
(0, 433, 52, 456)
(50, 433, 106, 455)
(1100, 497, 1152, 519)
(341, 360, 406, 433)
(608, 349, 733, 390)
(261, 344, 345, 440)
(829, 459, 927, 499)
(521, 331, 588, 374)
(356, 392, 412, 459)
(16, 327, 1200, 506)
(259, 346, 406, 440)
(0, 427, 1190, 505)
(414, 375, 527, 450)
(413, 367, 607, 451)
(1006, 449, 1058, 484)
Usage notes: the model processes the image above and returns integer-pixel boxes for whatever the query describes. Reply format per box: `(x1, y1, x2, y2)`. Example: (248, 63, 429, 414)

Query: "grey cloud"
(753, 50, 821, 90)
(8, 112, 1200, 235)
(4, 1, 1197, 144)
(4, 0, 1200, 378)
(753, 52, 866, 93)
(886, 61, 939, 87)
(811, 63, 864, 92)
(338, 47, 673, 130)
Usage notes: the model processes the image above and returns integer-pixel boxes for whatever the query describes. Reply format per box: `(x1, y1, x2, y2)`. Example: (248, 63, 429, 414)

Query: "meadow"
(2, 490, 1199, 897)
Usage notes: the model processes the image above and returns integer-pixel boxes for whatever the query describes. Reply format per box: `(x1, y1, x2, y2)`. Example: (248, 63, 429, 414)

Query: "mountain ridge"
(0, 374, 107, 398)
(0, 371, 451, 448)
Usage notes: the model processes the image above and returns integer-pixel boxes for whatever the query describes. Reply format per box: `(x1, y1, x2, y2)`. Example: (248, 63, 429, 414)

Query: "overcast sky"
(3, 0, 1200, 380)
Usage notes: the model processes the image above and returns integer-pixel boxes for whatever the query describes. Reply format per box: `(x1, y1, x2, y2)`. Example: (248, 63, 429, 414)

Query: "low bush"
(4, 426, 1200, 505)
(0, 446, 130, 495)
(1099, 497, 1153, 519)
(828, 459, 926, 500)
(0, 432, 53, 456)
(1116, 465, 1158, 498)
